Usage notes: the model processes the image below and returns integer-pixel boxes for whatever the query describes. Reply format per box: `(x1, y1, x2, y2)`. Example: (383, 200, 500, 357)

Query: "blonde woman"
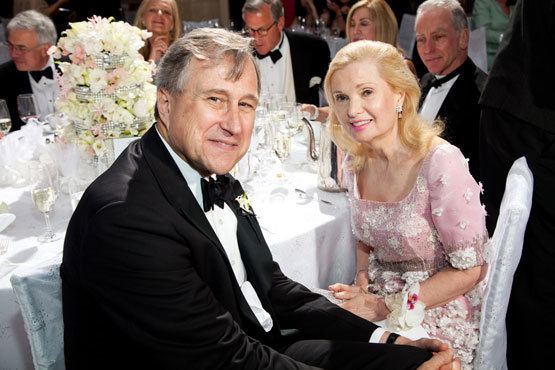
(325, 40, 488, 369)
(303, 0, 414, 121)
(134, 0, 182, 63)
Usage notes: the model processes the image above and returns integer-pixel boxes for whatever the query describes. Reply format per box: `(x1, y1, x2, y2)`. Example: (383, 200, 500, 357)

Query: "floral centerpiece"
(49, 16, 156, 157)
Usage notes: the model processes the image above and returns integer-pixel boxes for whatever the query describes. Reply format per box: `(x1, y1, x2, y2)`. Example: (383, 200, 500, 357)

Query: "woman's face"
(330, 58, 403, 146)
(349, 7, 376, 42)
(142, 0, 174, 36)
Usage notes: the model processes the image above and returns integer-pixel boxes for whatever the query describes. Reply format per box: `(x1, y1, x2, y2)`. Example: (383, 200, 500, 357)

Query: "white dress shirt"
(419, 75, 459, 123)
(256, 33, 296, 103)
(158, 129, 274, 332)
(28, 57, 58, 120)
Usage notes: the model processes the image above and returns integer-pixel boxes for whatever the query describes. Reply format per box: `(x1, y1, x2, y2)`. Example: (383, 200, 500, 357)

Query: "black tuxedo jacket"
(479, 0, 555, 133)
(61, 126, 378, 369)
(419, 58, 487, 179)
(0, 60, 32, 131)
(285, 30, 330, 106)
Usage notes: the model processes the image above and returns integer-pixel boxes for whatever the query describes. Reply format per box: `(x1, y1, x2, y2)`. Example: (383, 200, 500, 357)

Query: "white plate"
(0, 213, 16, 233)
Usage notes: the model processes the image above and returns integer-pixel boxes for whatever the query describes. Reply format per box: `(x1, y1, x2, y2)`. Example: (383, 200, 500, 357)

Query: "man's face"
(7, 29, 50, 71)
(415, 8, 468, 76)
(243, 4, 284, 56)
(157, 57, 259, 177)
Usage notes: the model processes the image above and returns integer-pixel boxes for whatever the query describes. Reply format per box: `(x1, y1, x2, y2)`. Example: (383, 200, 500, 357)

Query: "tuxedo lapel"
(225, 179, 279, 328)
(141, 138, 274, 336)
(140, 127, 224, 252)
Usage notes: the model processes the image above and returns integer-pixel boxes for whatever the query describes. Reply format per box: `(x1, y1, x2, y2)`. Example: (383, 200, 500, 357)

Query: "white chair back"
(10, 254, 65, 370)
(469, 27, 488, 73)
(473, 157, 533, 370)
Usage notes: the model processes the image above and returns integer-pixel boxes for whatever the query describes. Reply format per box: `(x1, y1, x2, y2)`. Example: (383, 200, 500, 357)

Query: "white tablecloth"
(0, 137, 356, 369)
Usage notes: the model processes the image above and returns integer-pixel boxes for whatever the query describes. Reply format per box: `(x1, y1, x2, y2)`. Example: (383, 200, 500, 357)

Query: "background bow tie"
(30, 67, 53, 83)
(201, 175, 234, 212)
(430, 62, 466, 88)
(256, 49, 282, 63)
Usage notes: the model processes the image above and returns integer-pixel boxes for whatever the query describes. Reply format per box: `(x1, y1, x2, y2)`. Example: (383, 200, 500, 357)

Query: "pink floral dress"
(343, 144, 488, 368)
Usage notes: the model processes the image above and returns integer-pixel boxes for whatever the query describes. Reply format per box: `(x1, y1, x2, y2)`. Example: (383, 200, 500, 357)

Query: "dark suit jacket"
(479, 0, 555, 133)
(419, 58, 487, 179)
(61, 126, 379, 369)
(0, 60, 32, 131)
(285, 30, 330, 106)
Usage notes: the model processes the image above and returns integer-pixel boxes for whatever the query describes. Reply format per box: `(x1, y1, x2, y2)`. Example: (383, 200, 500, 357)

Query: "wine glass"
(0, 99, 11, 136)
(31, 164, 61, 243)
(17, 94, 39, 124)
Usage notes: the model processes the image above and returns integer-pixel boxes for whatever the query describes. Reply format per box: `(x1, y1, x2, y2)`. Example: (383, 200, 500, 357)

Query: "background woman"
(472, 0, 512, 70)
(304, 0, 414, 121)
(325, 40, 488, 369)
(134, 0, 181, 63)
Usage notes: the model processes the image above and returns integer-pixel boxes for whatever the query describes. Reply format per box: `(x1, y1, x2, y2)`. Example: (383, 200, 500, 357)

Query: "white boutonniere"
(235, 193, 254, 215)
(309, 76, 322, 88)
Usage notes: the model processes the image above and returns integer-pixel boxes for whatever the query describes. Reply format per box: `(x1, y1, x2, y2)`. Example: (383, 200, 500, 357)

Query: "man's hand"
(396, 337, 460, 370)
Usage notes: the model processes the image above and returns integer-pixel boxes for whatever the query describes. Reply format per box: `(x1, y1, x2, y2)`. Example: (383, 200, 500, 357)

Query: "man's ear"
(41, 43, 52, 58)
(156, 89, 172, 130)
(459, 28, 469, 50)
(277, 15, 285, 32)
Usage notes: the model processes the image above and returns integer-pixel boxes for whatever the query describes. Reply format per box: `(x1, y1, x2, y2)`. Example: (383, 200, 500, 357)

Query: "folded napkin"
(0, 126, 44, 187)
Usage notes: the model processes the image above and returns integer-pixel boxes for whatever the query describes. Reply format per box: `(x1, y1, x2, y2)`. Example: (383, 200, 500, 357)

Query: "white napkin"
(0, 126, 44, 187)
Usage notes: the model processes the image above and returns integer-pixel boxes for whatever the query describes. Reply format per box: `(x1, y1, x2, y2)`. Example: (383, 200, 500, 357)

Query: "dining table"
(0, 127, 357, 369)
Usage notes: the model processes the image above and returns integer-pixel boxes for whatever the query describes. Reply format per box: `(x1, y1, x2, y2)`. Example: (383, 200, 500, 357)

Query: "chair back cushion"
(474, 157, 533, 370)
(10, 254, 64, 370)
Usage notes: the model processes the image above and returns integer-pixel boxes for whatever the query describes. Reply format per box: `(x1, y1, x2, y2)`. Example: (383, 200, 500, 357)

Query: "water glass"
(0, 99, 11, 136)
(17, 94, 39, 124)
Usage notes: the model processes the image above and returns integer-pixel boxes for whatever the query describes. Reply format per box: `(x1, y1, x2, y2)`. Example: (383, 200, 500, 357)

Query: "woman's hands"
(329, 283, 390, 321)
(148, 36, 169, 62)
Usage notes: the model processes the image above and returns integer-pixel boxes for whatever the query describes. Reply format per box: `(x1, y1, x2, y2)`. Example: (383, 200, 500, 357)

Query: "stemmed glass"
(17, 94, 39, 124)
(31, 164, 61, 243)
(272, 110, 291, 163)
(0, 99, 11, 136)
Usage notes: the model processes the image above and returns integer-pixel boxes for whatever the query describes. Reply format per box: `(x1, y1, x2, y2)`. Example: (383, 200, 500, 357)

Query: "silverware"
(294, 188, 333, 205)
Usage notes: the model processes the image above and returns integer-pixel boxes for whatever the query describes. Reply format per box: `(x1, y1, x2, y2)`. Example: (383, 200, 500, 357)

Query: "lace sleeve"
(426, 145, 489, 269)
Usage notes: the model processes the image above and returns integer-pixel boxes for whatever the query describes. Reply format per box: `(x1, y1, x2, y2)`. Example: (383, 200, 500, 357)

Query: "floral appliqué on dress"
(344, 144, 489, 370)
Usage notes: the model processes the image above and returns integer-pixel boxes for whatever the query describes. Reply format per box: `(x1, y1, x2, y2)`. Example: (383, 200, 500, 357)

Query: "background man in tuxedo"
(0, 10, 57, 131)
(242, 0, 330, 105)
(61, 27, 458, 369)
(415, 0, 486, 180)
(479, 0, 555, 367)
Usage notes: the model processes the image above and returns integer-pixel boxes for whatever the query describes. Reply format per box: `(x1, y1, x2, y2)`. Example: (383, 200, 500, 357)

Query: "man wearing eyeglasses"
(242, 0, 330, 106)
(0, 10, 58, 132)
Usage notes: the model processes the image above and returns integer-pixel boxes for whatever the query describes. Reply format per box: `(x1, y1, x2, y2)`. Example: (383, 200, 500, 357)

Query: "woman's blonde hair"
(134, 0, 182, 60)
(324, 40, 443, 171)
(345, 0, 399, 46)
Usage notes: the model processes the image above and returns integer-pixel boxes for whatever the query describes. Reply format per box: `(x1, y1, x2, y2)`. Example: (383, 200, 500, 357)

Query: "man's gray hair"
(242, 0, 284, 22)
(7, 10, 57, 45)
(156, 28, 260, 95)
(416, 0, 468, 31)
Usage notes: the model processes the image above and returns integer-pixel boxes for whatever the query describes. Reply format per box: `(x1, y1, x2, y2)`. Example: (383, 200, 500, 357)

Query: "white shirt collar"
(156, 127, 204, 209)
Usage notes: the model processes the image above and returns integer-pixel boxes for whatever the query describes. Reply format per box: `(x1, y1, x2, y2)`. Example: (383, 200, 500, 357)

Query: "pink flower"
(69, 44, 86, 64)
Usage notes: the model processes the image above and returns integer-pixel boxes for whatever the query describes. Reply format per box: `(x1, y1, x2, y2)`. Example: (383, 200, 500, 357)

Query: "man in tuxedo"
(479, 0, 555, 368)
(242, 0, 330, 105)
(0, 10, 58, 131)
(415, 0, 486, 179)
(61, 28, 458, 369)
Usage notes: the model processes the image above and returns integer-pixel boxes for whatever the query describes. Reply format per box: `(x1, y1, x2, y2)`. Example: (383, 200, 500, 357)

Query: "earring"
(395, 105, 403, 119)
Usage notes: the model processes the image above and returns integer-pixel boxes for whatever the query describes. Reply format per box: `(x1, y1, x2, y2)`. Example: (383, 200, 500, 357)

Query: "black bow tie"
(201, 175, 234, 212)
(256, 49, 282, 63)
(30, 67, 53, 83)
(430, 62, 466, 88)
